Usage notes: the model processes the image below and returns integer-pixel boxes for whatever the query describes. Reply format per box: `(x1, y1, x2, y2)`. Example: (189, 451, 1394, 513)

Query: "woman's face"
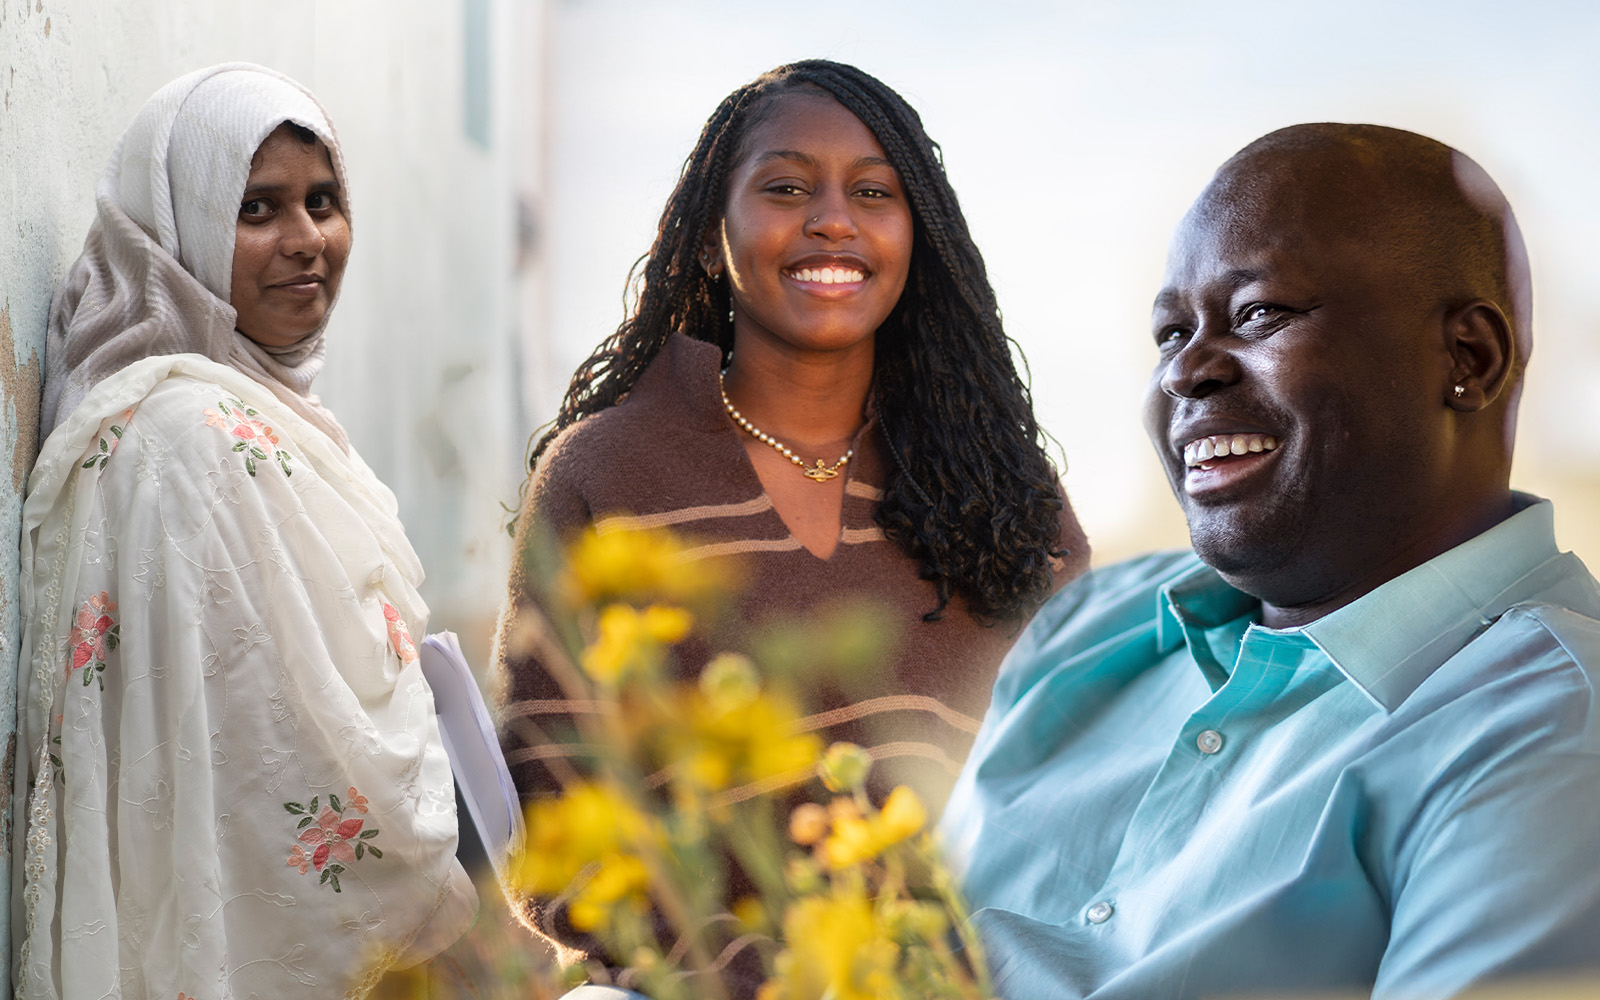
(710, 92, 913, 360)
(230, 125, 350, 348)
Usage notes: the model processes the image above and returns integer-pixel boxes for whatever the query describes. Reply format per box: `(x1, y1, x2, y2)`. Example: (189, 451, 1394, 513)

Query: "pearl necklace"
(720, 372, 853, 483)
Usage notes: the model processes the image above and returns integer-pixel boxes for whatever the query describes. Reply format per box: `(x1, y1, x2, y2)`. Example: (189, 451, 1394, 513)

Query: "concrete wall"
(0, 0, 542, 978)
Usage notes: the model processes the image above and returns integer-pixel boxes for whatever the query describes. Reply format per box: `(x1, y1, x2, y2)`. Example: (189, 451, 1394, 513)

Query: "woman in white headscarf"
(11, 63, 476, 998)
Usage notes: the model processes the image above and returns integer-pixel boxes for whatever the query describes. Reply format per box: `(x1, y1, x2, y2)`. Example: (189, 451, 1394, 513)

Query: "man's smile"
(1183, 432, 1280, 468)
(1177, 430, 1284, 497)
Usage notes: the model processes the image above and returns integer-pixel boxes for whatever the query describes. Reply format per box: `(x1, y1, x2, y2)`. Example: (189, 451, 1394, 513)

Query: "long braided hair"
(531, 59, 1067, 621)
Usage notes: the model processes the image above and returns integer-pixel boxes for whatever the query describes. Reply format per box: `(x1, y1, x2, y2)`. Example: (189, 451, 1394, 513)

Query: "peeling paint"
(0, 303, 42, 496)
(0, 732, 14, 852)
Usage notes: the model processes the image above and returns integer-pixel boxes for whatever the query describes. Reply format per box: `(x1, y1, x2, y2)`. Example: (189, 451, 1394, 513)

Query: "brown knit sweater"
(498, 330, 1089, 804)
(494, 332, 1088, 979)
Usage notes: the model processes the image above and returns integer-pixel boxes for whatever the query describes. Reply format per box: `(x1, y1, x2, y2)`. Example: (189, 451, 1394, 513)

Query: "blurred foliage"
(479, 523, 993, 1000)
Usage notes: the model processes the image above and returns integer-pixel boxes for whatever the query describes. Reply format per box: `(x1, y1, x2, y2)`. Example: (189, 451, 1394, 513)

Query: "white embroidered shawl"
(12, 355, 476, 998)
(13, 61, 474, 998)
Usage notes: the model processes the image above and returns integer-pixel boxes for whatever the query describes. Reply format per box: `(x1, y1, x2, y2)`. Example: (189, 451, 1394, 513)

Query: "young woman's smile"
(709, 91, 913, 360)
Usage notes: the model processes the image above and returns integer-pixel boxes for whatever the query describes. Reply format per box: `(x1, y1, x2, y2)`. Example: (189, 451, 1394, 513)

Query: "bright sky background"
(536, 0, 1600, 564)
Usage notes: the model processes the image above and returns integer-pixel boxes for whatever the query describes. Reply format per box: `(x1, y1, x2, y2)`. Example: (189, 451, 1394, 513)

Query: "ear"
(1443, 300, 1515, 412)
(699, 221, 725, 278)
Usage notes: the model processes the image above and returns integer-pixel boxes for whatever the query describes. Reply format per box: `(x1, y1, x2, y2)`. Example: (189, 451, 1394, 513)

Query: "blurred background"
(4, 0, 1598, 987)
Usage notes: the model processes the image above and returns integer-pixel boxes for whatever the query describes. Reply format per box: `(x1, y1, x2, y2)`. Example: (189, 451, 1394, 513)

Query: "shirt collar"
(1157, 494, 1563, 712)
(1302, 494, 1560, 711)
(1156, 561, 1256, 654)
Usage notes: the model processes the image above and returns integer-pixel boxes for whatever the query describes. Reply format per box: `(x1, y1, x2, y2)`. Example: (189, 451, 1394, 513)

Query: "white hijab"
(42, 62, 351, 451)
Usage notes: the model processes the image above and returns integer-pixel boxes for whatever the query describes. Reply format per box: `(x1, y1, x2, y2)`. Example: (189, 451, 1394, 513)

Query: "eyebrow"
(753, 150, 895, 170)
(241, 179, 341, 198)
(1151, 268, 1267, 310)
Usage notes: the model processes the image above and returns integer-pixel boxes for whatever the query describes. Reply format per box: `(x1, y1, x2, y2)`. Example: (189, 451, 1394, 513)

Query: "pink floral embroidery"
(283, 788, 383, 892)
(81, 410, 134, 472)
(383, 603, 418, 663)
(204, 397, 294, 477)
(67, 591, 119, 689)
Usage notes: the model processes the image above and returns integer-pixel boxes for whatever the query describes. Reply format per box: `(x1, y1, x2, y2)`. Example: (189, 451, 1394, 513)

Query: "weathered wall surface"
(0, 0, 540, 979)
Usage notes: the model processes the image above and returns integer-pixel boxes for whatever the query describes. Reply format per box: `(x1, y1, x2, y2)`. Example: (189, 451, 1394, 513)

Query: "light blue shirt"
(943, 497, 1600, 999)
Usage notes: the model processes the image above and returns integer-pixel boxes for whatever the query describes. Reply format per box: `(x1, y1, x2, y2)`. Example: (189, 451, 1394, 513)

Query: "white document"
(420, 631, 525, 868)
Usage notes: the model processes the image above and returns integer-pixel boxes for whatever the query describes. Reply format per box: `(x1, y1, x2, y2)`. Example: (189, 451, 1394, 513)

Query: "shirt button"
(1196, 729, 1225, 755)
(1086, 901, 1114, 924)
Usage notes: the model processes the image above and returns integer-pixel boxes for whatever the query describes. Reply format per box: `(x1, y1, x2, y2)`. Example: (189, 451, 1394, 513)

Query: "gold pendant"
(803, 462, 840, 482)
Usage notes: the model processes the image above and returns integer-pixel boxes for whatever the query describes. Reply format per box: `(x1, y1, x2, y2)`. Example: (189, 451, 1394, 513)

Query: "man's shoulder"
(1414, 554, 1600, 720)
(1430, 598, 1600, 741)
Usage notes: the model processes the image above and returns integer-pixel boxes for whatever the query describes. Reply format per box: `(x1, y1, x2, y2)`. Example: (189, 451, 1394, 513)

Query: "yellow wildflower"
(767, 893, 900, 1000)
(568, 853, 652, 933)
(878, 785, 927, 843)
(514, 783, 658, 897)
(820, 786, 928, 869)
(659, 683, 821, 793)
(579, 603, 693, 685)
(822, 811, 880, 869)
(559, 524, 732, 608)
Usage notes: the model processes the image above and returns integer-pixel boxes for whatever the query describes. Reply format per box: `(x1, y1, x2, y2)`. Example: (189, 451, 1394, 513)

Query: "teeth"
(1183, 433, 1279, 468)
(792, 266, 865, 284)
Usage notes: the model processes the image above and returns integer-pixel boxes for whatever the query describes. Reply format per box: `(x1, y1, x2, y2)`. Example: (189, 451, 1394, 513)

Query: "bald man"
(941, 125, 1600, 999)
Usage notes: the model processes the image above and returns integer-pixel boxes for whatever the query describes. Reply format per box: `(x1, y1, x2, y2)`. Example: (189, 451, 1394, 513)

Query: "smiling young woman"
(496, 60, 1090, 986)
